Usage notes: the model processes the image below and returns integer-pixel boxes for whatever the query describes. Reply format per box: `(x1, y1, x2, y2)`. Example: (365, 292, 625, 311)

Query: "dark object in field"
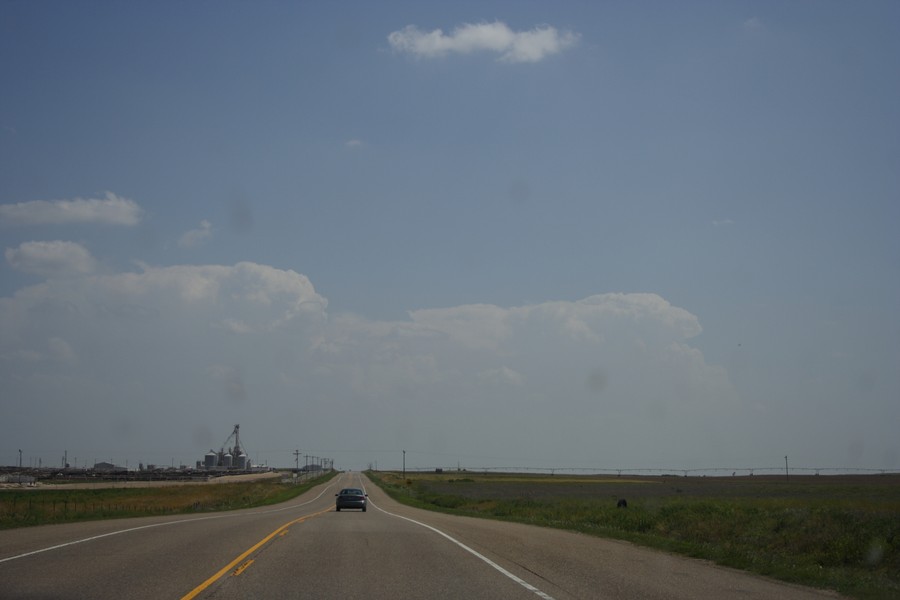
(617, 498, 627, 508)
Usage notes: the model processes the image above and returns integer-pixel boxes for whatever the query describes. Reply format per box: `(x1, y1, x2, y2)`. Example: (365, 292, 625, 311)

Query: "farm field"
(368, 471, 900, 599)
(0, 471, 336, 529)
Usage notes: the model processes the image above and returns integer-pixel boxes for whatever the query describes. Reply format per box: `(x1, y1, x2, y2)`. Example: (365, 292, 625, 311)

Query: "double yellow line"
(181, 506, 332, 600)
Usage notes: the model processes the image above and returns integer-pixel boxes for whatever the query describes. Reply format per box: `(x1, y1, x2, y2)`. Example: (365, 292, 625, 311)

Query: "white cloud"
(314, 293, 721, 424)
(345, 139, 364, 149)
(308, 291, 736, 465)
(408, 303, 513, 350)
(743, 17, 764, 31)
(178, 220, 213, 248)
(219, 318, 254, 334)
(94, 261, 328, 332)
(5, 241, 97, 276)
(0, 192, 143, 226)
(388, 21, 579, 63)
(0, 260, 747, 470)
(407, 293, 702, 351)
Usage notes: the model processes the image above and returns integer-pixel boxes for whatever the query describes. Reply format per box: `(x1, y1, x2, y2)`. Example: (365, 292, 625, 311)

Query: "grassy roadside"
(366, 471, 900, 599)
(0, 471, 337, 529)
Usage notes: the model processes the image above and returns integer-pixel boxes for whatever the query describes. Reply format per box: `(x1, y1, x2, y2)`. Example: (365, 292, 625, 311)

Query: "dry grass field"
(370, 471, 900, 599)
(411, 471, 900, 502)
(0, 471, 336, 529)
(0, 470, 281, 491)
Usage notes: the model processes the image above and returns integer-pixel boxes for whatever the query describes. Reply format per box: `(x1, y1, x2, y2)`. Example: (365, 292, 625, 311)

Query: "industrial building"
(199, 424, 251, 471)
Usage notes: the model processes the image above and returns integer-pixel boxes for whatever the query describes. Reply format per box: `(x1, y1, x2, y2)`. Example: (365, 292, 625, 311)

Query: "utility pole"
(402, 449, 406, 479)
(294, 449, 300, 472)
(18, 449, 22, 468)
(785, 455, 789, 481)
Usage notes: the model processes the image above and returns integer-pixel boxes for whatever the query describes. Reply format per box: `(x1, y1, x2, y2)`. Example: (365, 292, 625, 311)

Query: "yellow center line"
(180, 507, 332, 600)
(232, 559, 254, 576)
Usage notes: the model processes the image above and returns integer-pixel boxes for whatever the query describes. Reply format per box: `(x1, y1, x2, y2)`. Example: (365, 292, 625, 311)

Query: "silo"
(223, 453, 233, 468)
(237, 453, 249, 470)
(204, 451, 218, 469)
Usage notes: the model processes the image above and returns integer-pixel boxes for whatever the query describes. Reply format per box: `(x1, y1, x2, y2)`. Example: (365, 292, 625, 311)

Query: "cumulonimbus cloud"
(0, 192, 143, 226)
(94, 261, 329, 333)
(0, 260, 740, 470)
(388, 21, 579, 63)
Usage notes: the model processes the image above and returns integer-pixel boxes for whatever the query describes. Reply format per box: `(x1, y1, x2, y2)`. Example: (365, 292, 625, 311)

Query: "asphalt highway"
(0, 472, 844, 599)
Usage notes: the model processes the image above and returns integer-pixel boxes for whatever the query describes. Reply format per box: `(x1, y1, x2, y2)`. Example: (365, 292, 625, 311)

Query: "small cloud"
(48, 337, 76, 363)
(345, 139, 364, 149)
(743, 17, 764, 31)
(388, 21, 579, 63)
(713, 218, 735, 227)
(219, 318, 254, 334)
(479, 366, 524, 387)
(5, 240, 97, 276)
(178, 220, 213, 248)
(0, 192, 143, 226)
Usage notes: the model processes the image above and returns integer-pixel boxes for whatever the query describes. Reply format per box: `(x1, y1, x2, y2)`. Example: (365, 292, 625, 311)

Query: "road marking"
(0, 478, 340, 565)
(0, 516, 227, 565)
(232, 559, 254, 577)
(369, 497, 556, 600)
(180, 506, 332, 600)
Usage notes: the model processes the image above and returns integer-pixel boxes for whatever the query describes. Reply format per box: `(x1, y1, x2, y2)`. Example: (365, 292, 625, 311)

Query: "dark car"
(335, 488, 367, 512)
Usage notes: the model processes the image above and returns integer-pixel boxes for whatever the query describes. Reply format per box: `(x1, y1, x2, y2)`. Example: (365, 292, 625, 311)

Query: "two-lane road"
(0, 472, 843, 599)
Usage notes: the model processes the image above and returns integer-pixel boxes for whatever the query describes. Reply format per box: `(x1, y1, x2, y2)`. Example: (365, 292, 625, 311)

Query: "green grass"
(367, 471, 900, 599)
(0, 471, 337, 529)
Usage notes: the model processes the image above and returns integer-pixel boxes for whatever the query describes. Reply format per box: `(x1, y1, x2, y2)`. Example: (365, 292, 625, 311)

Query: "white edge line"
(367, 496, 556, 600)
(0, 478, 341, 564)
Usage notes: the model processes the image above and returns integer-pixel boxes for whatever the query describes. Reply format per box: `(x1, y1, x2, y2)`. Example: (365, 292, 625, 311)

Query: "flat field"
(369, 471, 900, 599)
(0, 471, 336, 529)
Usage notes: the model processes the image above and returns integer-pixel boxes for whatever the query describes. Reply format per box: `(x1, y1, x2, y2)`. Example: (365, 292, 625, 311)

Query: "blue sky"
(1, 2, 898, 472)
